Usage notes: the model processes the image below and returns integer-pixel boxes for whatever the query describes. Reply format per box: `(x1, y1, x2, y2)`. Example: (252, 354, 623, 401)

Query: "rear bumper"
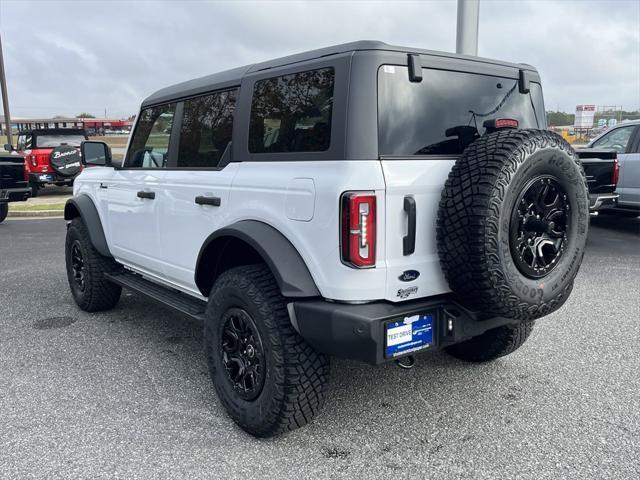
(29, 172, 75, 185)
(0, 187, 31, 203)
(290, 295, 518, 365)
(589, 193, 618, 212)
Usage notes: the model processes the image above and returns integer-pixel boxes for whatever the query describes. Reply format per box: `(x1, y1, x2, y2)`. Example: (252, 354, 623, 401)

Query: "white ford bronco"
(65, 41, 589, 437)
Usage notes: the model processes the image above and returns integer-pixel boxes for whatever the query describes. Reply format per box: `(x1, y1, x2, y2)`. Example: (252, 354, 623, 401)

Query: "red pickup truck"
(16, 128, 86, 197)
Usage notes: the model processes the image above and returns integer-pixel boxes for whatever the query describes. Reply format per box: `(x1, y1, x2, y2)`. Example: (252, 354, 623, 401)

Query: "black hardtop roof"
(18, 128, 87, 136)
(142, 40, 538, 107)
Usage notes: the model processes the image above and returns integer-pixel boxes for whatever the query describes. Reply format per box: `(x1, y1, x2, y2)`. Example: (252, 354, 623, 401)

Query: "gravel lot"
(0, 216, 638, 479)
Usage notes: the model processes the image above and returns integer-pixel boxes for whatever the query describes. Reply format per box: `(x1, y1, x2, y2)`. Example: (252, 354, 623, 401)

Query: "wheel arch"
(64, 195, 112, 257)
(195, 220, 321, 298)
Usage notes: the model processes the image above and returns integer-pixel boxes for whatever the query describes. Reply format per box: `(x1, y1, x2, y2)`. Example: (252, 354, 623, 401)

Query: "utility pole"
(456, 0, 480, 56)
(0, 31, 13, 146)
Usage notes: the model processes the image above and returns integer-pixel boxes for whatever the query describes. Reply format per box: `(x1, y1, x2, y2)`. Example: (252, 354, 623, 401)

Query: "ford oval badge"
(399, 270, 420, 282)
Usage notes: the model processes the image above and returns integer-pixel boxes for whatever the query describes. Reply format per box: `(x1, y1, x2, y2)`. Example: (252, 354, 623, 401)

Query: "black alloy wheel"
(220, 308, 266, 401)
(510, 176, 570, 279)
(70, 240, 86, 292)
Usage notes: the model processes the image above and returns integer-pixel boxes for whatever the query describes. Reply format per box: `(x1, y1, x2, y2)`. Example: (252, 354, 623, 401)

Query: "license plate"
(39, 174, 54, 181)
(385, 313, 434, 358)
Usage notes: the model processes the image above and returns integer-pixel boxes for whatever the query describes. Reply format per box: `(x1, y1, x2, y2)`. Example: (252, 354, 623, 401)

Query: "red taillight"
(495, 118, 519, 128)
(341, 192, 376, 268)
(612, 159, 620, 186)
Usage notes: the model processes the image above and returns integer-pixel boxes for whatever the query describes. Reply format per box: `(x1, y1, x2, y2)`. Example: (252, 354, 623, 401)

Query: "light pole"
(0, 31, 12, 146)
(456, 0, 480, 56)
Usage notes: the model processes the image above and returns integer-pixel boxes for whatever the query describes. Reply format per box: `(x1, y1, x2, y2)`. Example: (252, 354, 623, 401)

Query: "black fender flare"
(64, 195, 112, 257)
(195, 220, 320, 298)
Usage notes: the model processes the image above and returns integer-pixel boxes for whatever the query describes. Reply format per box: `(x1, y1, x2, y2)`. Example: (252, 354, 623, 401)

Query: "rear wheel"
(65, 218, 122, 311)
(30, 183, 39, 197)
(446, 321, 534, 362)
(0, 203, 8, 223)
(204, 264, 329, 437)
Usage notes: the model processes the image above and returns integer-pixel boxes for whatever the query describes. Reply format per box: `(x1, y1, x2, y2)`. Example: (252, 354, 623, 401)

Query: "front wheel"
(204, 264, 330, 437)
(0, 203, 8, 223)
(65, 218, 122, 311)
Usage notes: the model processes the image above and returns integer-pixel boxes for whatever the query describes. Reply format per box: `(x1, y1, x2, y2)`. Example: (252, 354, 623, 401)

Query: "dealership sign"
(574, 105, 596, 129)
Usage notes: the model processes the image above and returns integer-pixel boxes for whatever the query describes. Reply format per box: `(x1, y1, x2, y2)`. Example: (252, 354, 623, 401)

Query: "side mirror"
(3, 143, 12, 152)
(81, 141, 112, 167)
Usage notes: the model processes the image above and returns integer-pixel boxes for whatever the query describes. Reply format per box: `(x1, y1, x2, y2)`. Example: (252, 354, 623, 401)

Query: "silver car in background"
(588, 119, 640, 217)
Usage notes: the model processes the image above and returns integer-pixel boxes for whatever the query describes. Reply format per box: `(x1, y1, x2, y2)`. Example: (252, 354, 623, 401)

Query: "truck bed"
(576, 148, 618, 211)
(0, 153, 30, 203)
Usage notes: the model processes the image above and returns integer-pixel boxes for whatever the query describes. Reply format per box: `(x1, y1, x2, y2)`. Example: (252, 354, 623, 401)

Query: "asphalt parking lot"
(0, 216, 638, 479)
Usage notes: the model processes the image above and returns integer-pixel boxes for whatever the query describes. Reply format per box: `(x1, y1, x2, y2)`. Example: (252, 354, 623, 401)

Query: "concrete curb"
(8, 210, 64, 218)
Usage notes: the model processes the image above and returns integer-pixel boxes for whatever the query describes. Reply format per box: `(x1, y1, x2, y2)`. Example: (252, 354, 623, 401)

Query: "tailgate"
(0, 155, 27, 190)
(576, 148, 617, 194)
(381, 159, 453, 302)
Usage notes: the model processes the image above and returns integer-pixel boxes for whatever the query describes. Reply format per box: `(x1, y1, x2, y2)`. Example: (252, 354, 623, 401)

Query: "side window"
(249, 68, 334, 153)
(592, 126, 635, 153)
(126, 103, 176, 168)
(17, 135, 31, 149)
(177, 90, 236, 168)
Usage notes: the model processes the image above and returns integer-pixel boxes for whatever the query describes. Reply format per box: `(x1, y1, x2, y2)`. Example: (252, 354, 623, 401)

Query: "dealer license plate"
(385, 313, 434, 358)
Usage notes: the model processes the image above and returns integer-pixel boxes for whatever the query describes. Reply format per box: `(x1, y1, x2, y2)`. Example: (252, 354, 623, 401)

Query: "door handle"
(195, 195, 221, 207)
(137, 190, 155, 200)
(403, 196, 416, 256)
(99, 183, 108, 189)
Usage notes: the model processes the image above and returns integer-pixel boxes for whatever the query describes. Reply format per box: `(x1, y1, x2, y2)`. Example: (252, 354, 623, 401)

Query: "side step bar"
(105, 271, 207, 321)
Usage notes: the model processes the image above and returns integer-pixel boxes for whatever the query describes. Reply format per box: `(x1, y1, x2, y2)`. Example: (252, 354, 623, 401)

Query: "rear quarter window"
(248, 68, 334, 153)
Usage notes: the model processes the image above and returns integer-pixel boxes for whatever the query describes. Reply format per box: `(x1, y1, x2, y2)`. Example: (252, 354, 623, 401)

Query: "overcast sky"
(1, 0, 638, 118)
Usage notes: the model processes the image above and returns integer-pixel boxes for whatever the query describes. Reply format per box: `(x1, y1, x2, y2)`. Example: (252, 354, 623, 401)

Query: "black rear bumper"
(29, 172, 75, 185)
(0, 187, 31, 203)
(290, 295, 518, 365)
(589, 193, 618, 212)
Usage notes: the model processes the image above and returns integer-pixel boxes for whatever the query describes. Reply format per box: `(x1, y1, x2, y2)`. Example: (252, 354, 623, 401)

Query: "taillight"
(341, 192, 376, 268)
(612, 159, 620, 186)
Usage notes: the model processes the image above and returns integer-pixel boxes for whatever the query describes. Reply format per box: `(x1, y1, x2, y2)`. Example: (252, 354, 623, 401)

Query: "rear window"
(33, 134, 86, 148)
(249, 68, 334, 153)
(378, 66, 545, 156)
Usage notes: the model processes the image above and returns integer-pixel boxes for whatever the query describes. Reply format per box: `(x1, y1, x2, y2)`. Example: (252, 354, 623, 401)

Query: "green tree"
(76, 113, 95, 118)
(546, 111, 575, 127)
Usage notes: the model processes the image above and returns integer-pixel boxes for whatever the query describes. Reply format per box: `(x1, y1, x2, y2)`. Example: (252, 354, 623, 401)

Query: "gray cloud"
(1, 0, 638, 118)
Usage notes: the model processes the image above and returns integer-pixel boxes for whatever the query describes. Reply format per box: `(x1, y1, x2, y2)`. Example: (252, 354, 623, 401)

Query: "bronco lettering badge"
(397, 286, 418, 299)
(398, 270, 420, 282)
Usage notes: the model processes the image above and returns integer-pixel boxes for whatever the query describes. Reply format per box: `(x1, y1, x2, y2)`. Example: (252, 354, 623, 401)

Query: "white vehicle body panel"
(381, 159, 454, 301)
(158, 165, 240, 294)
(229, 160, 388, 301)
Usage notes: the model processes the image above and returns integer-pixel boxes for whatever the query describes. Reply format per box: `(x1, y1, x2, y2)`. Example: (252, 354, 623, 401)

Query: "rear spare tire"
(50, 145, 82, 177)
(437, 129, 589, 321)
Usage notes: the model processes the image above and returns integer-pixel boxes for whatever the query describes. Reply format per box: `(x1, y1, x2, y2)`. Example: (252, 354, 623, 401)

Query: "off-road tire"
(30, 183, 39, 198)
(204, 264, 330, 437)
(446, 321, 534, 362)
(0, 203, 8, 223)
(65, 217, 122, 311)
(437, 129, 589, 321)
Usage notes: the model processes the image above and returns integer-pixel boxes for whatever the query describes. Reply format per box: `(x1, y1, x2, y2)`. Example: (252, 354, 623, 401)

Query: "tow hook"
(394, 355, 416, 370)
